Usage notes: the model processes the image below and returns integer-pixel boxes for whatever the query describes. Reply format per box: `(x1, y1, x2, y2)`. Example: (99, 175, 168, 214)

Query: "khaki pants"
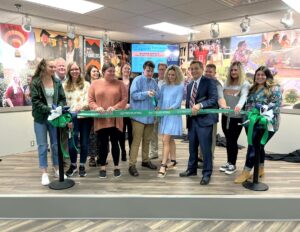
(149, 119, 158, 158)
(199, 123, 217, 160)
(129, 120, 154, 166)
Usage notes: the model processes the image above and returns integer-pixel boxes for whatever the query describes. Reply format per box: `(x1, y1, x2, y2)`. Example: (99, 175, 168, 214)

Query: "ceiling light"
(281, 10, 294, 29)
(67, 24, 75, 39)
(24, 0, 103, 14)
(22, 14, 32, 32)
(144, 22, 199, 35)
(240, 16, 250, 33)
(281, 0, 300, 13)
(210, 23, 219, 38)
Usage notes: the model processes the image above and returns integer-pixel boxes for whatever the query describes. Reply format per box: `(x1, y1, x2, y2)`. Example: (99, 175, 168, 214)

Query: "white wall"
(0, 111, 299, 156)
(0, 111, 36, 156)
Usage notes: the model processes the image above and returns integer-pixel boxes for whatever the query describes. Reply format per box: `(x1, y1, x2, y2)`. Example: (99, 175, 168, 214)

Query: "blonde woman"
(219, 61, 250, 175)
(63, 62, 92, 177)
(157, 65, 184, 177)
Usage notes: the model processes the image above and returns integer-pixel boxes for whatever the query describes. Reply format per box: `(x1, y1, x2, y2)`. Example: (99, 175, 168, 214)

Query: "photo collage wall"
(181, 29, 300, 109)
(1, 22, 300, 110)
(0, 23, 83, 107)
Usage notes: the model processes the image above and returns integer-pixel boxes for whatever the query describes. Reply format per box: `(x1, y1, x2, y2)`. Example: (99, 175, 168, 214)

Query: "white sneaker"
(41, 173, 50, 186)
(54, 170, 68, 179)
(225, 164, 237, 175)
(219, 162, 230, 172)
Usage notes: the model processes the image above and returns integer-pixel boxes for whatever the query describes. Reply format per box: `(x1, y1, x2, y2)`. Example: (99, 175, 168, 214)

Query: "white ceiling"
(0, 0, 299, 42)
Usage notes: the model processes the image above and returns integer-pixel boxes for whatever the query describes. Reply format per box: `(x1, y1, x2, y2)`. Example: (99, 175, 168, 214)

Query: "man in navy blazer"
(179, 60, 218, 185)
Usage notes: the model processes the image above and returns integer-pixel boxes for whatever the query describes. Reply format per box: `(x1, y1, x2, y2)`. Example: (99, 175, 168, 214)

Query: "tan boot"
(248, 167, 265, 180)
(234, 170, 251, 184)
(259, 167, 265, 177)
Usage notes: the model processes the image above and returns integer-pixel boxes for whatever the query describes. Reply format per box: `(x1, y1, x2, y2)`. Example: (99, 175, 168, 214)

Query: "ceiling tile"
(87, 7, 134, 21)
(112, 0, 163, 14)
(172, 0, 230, 16)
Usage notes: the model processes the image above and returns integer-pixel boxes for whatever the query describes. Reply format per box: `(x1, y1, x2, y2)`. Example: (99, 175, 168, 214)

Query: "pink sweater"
(88, 78, 128, 132)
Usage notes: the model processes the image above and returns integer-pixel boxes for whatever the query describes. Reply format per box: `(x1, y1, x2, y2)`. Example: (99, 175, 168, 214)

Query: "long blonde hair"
(64, 62, 84, 91)
(226, 61, 245, 86)
(164, 65, 184, 85)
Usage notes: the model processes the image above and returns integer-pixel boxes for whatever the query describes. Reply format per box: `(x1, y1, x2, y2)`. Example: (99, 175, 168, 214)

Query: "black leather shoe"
(179, 170, 197, 177)
(200, 176, 210, 185)
(129, 166, 139, 177)
(141, 161, 157, 170)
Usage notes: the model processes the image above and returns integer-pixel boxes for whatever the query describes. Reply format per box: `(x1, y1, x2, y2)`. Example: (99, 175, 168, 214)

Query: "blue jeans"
(68, 115, 92, 164)
(34, 120, 58, 169)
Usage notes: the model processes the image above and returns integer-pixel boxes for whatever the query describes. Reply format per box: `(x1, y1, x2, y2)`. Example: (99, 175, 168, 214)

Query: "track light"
(104, 30, 110, 43)
(15, 3, 32, 32)
(188, 33, 193, 42)
(210, 23, 219, 39)
(22, 14, 32, 32)
(240, 16, 250, 33)
(281, 10, 294, 29)
(67, 24, 75, 39)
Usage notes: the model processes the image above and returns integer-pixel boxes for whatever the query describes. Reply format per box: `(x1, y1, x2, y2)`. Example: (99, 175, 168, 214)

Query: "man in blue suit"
(179, 60, 218, 185)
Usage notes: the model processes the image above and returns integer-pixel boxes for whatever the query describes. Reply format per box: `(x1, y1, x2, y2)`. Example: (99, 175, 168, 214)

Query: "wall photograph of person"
(0, 23, 83, 110)
(188, 38, 231, 80)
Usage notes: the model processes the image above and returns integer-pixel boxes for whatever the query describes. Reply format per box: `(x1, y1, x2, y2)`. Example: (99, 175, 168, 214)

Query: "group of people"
(31, 57, 282, 187)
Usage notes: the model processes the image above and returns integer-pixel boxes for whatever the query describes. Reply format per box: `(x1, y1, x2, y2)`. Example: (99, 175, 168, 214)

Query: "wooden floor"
(0, 219, 300, 232)
(0, 139, 300, 196)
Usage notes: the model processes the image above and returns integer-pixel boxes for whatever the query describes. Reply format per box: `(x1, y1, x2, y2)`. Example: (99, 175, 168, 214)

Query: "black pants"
(97, 127, 121, 166)
(245, 126, 275, 169)
(119, 117, 133, 155)
(221, 115, 243, 165)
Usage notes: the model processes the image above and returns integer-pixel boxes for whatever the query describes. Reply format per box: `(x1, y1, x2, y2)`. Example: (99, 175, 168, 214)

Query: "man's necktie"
(189, 81, 198, 107)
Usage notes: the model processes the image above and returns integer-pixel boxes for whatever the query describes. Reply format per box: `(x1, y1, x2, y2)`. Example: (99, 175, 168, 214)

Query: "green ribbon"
(48, 113, 78, 158)
(78, 108, 246, 118)
(247, 108, 269, 145)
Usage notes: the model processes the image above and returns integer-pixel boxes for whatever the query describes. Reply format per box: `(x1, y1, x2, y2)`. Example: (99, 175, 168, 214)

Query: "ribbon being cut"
(78, 106, 274, 147)
(77, 108, 245, 118)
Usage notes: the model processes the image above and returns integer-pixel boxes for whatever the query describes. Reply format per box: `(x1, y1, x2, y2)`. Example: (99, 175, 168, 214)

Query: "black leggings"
(97, 127, 121, 166)
(221, 115, 243, 165)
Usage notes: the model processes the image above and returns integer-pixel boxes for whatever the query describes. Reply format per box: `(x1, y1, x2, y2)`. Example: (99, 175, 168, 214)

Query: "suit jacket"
(186, 76, 218, 128)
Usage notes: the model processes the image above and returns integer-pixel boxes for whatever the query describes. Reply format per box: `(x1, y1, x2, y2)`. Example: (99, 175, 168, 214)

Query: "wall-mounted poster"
(84, 37, 101, 70)
(103, 40, 131, 78)
(262, 30, 300, 109)
(230, 34, 262, 76)
(34, 28, 82, 66)
(188, 38, 231, 79)
(0, 23, 83, 108)
(0, 23, 35, 107)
